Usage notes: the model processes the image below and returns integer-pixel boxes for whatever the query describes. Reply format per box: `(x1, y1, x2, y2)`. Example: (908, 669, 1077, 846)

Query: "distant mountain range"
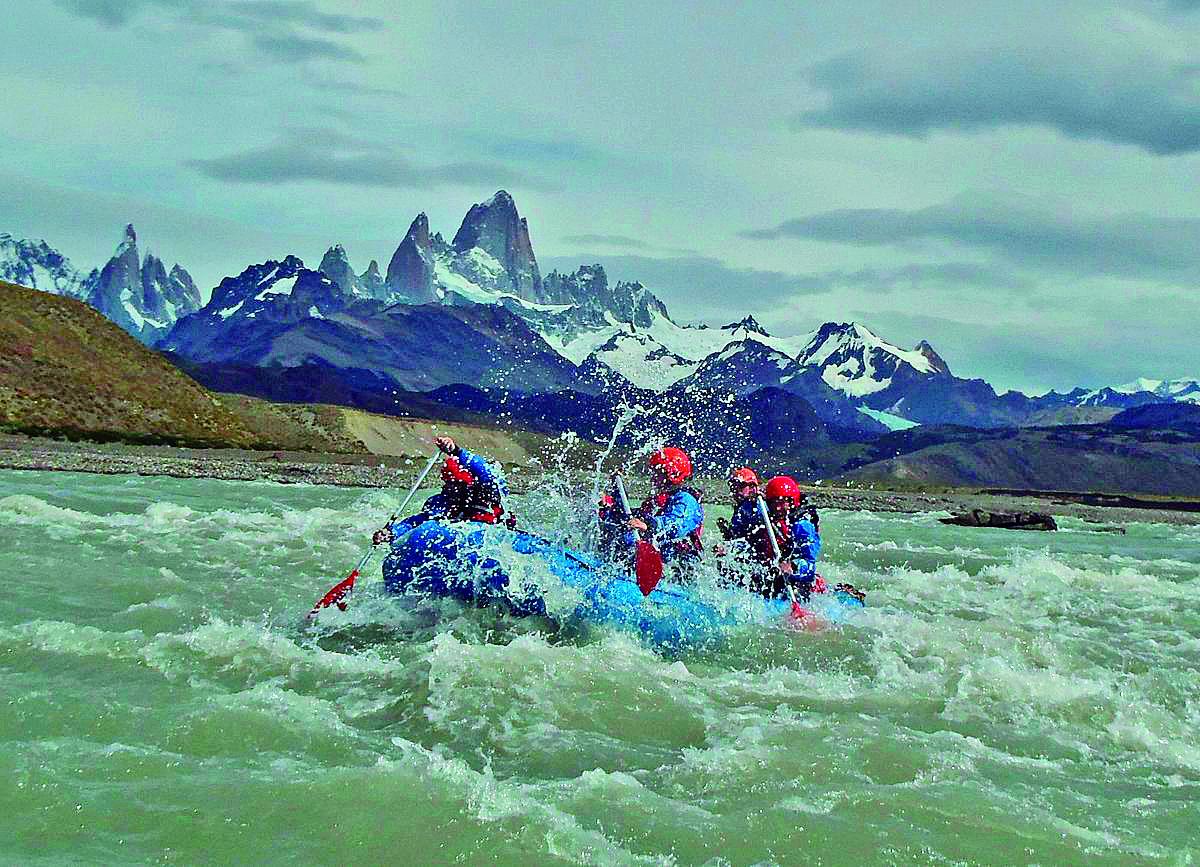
(4, 192, 1199, 453)
(1, 225, 200, 343)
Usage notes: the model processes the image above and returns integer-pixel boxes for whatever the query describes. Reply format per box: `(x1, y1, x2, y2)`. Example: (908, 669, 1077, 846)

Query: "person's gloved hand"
(372, 527, 394, 546)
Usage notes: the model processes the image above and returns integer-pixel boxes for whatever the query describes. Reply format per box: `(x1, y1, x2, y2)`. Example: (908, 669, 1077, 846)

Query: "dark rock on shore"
(939, 509, 1057, 531)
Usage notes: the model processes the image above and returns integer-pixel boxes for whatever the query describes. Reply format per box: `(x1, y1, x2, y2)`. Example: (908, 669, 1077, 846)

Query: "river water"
(1, 469, 1197, 865)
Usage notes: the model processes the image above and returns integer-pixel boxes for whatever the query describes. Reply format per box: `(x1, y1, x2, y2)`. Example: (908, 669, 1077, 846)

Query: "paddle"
(613, 474, 665, 596)
(756, 495, 809, 622)
(307, 449, 441, 619)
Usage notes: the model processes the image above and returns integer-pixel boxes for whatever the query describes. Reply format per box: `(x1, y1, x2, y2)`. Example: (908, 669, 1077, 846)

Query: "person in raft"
(372, 436, 511, 545)
(716, 474, 822, 600)
(716, 467, 761, 544)
(758, 475, 825, 600)
(596, 485, 629, 561)
(624, 447, 705, 567)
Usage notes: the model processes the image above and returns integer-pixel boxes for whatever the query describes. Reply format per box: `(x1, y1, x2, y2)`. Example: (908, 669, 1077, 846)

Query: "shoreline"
(3, 435, 1198, 526)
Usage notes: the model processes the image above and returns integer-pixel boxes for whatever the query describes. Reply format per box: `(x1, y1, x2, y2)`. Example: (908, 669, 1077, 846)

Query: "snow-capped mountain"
(163, 255, 346, 356)
(318, 244, 391, 302)
(1077, 378, 1200, 407)
(382, 192, 546, 307)
(792, 322, 945, 397)
(155, 193, 976, 427)
(1, 225, 200, 343)
(87, 225, 202, 343)
(15, 191, 1200, 440)
(161, 252, 586, 395)
(0, 233, 93, 299)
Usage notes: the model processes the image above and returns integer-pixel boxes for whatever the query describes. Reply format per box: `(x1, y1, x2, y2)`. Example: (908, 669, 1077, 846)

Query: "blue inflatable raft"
(381, 520, 864, 647)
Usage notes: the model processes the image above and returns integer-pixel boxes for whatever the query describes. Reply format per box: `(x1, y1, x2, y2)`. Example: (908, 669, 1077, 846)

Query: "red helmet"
(728, 467, 759, 487)
(764, 475, 802, 506)
(647, 447, 692, 485)
(441, 457, 474, 484)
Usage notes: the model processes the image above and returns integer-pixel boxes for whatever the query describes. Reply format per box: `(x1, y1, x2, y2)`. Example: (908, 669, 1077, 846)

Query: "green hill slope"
(0, 280, 581, 464)
(0, 281, 279, 447)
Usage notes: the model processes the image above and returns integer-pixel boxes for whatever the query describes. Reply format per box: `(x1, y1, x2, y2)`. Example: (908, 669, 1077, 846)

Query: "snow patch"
(858, 406, 920, 430)
(119, 289, 144, 329)
(217, 301, 244, 320)
(591, 333, 695, 390)
(433, 260, 496, 304)
(255, 275, 297, 301)
(465, 247, 507, 278)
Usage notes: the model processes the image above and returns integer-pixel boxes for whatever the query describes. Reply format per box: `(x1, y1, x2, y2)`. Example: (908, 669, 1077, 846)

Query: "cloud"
(560, 234, 698, 255)
(795, 42, 1200, 155)
(186, 133, 545, 190)
(55, 0, 379, 64)
(252, 33, 364, 64)
(56, 0, 161, 25)
(304, 77, 405, 98)
(745, 193, 1200, 280)
(790, 262, 1032, 295)
(470, 134, 602, 164)
(217, 1, 382, 34)
(561, 234, 653, 250)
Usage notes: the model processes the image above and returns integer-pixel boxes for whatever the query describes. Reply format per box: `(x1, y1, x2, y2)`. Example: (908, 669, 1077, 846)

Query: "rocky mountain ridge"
(1, 225, 200, 343)
(7, 191, 1198, 436)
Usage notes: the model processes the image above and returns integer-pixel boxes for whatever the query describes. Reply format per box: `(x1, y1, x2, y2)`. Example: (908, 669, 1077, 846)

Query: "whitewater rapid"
(0, 469, 1197, 864)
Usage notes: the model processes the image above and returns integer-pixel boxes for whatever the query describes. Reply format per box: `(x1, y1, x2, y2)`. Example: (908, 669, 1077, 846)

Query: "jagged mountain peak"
(722, 315, 769, 336)
(386, 213, 437, 304)
(0, 232, 92, 300)
(795, 320, 942, 398)
(80, 223, 202, 343)
(451, 191, 541, 300)
(319, 244, 362, 296)
(406, 212, 430, 240)
(915, 339, 950, 375)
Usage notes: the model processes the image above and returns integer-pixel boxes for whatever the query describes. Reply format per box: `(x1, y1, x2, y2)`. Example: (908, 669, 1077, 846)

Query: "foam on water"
(1, 469, 1198, 864)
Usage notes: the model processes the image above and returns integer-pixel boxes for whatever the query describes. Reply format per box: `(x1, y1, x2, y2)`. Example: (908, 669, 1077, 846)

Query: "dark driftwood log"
(938, 509, 1057, 531)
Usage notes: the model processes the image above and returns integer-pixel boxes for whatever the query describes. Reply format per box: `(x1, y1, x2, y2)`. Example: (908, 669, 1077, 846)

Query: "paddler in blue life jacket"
(758, 475, 824, 601)
(624, 446, 705, 566)
(372, 436, 512, 545)
(737, 476, 865, 604)
(716, 467, 761, 544)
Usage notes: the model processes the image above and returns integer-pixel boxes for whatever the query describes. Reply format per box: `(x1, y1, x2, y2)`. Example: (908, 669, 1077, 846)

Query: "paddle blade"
(634, 541, 664, 596)
(787, 602, 828, 632)
(308, 569, 359, 619)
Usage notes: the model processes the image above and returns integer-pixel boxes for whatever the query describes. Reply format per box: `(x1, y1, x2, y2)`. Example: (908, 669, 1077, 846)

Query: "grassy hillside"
(0, 280, 581, 464)
(0, 281, 275, 447)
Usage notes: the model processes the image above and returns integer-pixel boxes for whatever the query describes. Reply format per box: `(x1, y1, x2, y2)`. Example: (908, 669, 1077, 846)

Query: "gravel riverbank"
(2, 435, 1197, 526)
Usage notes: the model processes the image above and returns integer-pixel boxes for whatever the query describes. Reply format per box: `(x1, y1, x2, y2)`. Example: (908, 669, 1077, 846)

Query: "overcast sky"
(4, 0, 1199, 393)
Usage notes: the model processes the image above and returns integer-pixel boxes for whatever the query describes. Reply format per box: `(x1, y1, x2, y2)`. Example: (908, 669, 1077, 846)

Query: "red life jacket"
(639, 487, 704, 558)
(442, 481, 504, 524)
(471, 503, 505, 524)
(749, 514, 796, 567)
